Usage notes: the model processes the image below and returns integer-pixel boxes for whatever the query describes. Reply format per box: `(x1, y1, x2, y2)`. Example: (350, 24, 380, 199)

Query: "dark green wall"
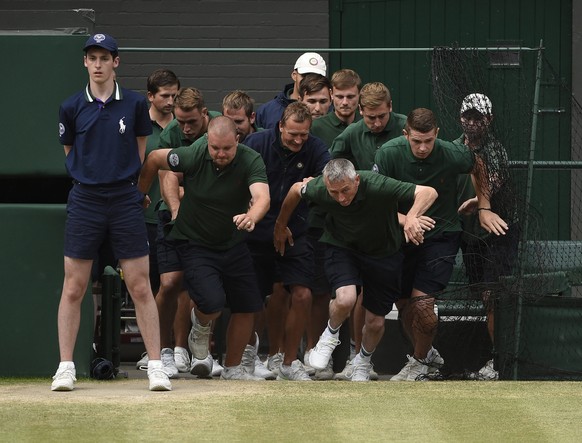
(329, 0, 573, 239)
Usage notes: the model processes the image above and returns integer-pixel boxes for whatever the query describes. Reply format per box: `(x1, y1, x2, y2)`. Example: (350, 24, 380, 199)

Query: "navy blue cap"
(83, 33, 118, 53)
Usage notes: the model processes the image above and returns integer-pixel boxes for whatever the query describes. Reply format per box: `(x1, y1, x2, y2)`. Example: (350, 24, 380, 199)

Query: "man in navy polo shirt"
(53, 33, 171, 392)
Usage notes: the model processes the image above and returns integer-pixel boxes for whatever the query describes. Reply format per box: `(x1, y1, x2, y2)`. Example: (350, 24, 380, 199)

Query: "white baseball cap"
(460, 93, 493, 116)
(294, 52, 327, 76)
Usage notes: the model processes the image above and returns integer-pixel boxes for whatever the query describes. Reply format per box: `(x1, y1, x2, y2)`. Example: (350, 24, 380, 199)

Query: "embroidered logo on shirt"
(371, 164, 379, 173)
(169, 153, 179, 167)
(119, 117, 126, 134)
(59, 123, 65, 137)
(296, 162, 304, 169)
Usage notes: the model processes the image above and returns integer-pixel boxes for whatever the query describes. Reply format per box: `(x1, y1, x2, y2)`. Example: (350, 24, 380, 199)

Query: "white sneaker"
(190, 353, 213, 378)
(220, 365, 264, 381)
(211, 359, 224, 377)
(51, 363, 76, 391)
(277, 360, 313, 381)
(369, 366, 379, 381)
(148, 360, 172, 391)
(351, 358, 373, 382)
(314, 358, 334, 380)
(477, 359, 499, 380)
(266, 352, 283, 376)
(136, 352, 149, 370)
(302, 349, 316, 376)
(406, 356, 430, 381)
(161, 348, 179, 378)
(391, 355, 415, 381)
(309, 332, 340, 370)
(188, 310, 212, 360)
(174, 347, 191, 373)
(334, 359, 355, 381)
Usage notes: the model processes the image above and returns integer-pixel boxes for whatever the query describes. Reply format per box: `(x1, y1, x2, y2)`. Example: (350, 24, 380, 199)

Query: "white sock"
(58, 361, 75, 370)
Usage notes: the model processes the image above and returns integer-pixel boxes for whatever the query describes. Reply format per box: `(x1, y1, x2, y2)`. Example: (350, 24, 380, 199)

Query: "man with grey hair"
(274, 158, 438, 381)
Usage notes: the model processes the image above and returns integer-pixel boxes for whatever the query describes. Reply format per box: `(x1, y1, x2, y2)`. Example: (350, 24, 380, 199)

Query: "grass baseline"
(1, 378, 582, 442)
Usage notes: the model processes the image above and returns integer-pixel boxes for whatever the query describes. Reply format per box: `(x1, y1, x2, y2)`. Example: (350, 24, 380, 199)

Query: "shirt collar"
(84, 81, 122, 103)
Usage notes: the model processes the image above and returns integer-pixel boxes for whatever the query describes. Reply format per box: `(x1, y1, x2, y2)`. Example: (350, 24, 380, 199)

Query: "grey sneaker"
(136, 352, 149, 370)
(174, 346, 190, 373)
(266, 352, 283, 376)
(314, 358, 334, 380)
(426, 347, 444, 373)
(254, 355, 276, 380)
(477, 359, 499, 380)
(148, 360, 172, 391)
(220, 365, 264, 381)
(190, 353, 213, 378)
(161, 348, 179, 378)
(309, 333, 340, 370)
(241, 344, 256, 374)
(277, 360, 313, 381)
(51, 364, 76, 391)
(188, 310, 212, 360)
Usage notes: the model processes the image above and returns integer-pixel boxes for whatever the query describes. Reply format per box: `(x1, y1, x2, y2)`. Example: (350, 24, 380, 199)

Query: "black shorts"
(461, 223, 520, 289)
(64, 182, 149, 260)
(307, 228, 331, 296)
(401, 231, 462, 298)
(324, 245, 403, 317)
(155, 210, 182, 274)
(178, 241, 263, 315)
(248, 235, 315, 298)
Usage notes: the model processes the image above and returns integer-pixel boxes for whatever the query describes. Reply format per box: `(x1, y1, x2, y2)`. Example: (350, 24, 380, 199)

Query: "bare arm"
(273, 182, 304, 255)
(233, 182, 270, 232)
(160, 170, 184, 219)
(138, 149, 172, 196)
(471, 157, 508, 235)
(402, 185, 438, 245)
(63, 145, 72, 157)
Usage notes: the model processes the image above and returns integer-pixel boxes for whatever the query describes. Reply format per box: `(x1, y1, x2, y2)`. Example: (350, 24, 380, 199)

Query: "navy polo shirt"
(244, 127, 330, 240)
(59, 82, 152, 184)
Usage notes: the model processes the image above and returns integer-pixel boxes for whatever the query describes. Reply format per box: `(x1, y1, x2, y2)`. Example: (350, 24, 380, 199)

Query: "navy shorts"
(308, 228, 331, 296)
(64, 182, 149, 260)
(400, 231, 462, 298)
(178, 241, 263, 315)
(462, 223, 520, 291)
(248, 235, 315, 298)
(156, 209, 182, 274)
(324, 245, 403, 317)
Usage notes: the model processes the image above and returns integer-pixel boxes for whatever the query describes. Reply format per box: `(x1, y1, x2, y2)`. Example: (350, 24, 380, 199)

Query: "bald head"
(208, 115, 238, 138)
(207, 116, 239, 170)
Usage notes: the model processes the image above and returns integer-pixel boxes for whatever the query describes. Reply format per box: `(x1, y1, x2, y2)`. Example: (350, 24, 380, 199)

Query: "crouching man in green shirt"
(274, 158, 437, 381)
(139, 116, 271, 380)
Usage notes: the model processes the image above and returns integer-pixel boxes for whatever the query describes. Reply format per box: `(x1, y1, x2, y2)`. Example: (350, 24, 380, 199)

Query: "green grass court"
(2, 376, 582, 442)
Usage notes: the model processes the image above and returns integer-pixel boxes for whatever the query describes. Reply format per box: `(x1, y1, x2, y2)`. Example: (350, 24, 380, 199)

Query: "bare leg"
(120, 256, 161, 360)
(352, 291, 365, 353)
(409, 289, 437, 360)
(155, 270, 183, 348)
(361, 309, 386, 354)
(57, 257, 93, 361)
(266, 283, 289, 356)
(282, 285, 312, 365)
(329, 285, 358, 330)
(173, 289, 191, 349)
(224, 313, 255, 366)
(307, 291, 331, 350)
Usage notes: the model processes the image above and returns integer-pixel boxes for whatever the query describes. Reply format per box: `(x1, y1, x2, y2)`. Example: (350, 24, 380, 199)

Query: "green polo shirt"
(166, 137, 268, 250)
(311, 112, 360, 148)
(301, 171, 415, 257)
(330, 112, 407, 170)
(143, 120, 165, 224)
(158, 110, 222, 148)
(375, 136, 474, 237)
